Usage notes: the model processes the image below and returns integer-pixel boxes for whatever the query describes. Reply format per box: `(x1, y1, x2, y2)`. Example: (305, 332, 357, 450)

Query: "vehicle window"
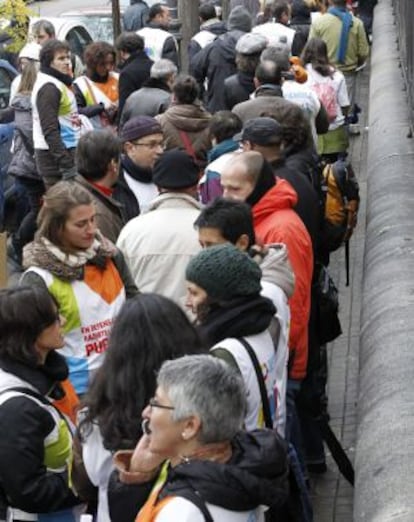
(0, 68, 12, 109)
(65, 27, 93, 61)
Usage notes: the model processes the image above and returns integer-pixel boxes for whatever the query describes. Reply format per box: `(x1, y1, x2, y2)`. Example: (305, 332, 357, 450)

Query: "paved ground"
(310, 65, 370, 521)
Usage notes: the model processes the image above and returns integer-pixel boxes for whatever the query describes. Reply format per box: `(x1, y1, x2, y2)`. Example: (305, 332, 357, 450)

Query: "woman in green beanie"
(185, 243, 279, 431)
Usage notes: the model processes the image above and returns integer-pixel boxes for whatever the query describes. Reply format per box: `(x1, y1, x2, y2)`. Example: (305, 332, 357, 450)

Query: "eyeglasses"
(149, 397, 175, 410)
(131, 141, 165, 150)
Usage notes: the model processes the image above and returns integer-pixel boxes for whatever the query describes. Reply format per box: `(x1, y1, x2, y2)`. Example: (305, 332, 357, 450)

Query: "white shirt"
(123, 171, 159, 213)
(305, 64, 350, 130)
(282, 80, 321, 146)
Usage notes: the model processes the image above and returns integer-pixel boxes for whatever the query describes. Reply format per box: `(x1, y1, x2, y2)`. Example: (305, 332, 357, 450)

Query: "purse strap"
(238, 338, 273, 429)
(178, 130, 197, 161)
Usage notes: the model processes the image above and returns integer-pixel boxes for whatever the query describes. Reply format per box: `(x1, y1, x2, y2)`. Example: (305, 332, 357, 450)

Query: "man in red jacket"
(221, 150, 313, 443)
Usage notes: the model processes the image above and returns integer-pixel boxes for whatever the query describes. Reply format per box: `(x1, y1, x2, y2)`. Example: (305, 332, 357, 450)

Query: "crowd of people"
(0, 0, 374, 520)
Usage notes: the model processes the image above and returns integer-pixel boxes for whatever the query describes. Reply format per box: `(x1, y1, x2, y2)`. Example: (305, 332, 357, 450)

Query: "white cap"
(18, 42, 41, 61)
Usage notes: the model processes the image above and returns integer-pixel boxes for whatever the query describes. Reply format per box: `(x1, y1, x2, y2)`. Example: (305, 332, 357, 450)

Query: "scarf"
(89, 70, 109, 83)
(246, 158, 275, 208)
(328, 6, 353, 64)
(121, 153, 153, 184)
(23, 232, 116, 281)
(40, 65, 73, 87)
(207, 138, 239, 162)
(198, 295, 276, 348)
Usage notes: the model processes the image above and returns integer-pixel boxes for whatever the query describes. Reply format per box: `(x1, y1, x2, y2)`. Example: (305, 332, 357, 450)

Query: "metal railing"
(393, 0, 414, 123)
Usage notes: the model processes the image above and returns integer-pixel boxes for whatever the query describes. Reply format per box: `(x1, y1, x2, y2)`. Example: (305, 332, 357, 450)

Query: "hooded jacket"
(253, 179, 313, 380)
(156, 102, 212, 163)
(136, 430, 288, 521)
(192, 7, 252, 113)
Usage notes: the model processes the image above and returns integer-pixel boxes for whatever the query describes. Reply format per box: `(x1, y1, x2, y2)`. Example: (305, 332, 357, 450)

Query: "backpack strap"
(177, 485, 214, 522)
(237, 338, 273, 430)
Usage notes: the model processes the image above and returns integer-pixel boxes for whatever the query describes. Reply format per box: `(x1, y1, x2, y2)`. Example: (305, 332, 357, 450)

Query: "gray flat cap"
(236, 32, 267, 55)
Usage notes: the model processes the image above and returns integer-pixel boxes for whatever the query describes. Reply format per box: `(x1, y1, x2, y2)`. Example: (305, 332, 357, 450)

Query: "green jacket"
(309, 13, 369, 73)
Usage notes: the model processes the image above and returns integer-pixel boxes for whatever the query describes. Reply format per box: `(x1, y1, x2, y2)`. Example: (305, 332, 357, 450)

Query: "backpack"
(321, 159, 360, 252)
(312, 80, 338, 123)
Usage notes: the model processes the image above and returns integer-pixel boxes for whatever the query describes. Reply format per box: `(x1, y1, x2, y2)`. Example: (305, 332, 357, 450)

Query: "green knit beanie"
(186, 244, 262, 301)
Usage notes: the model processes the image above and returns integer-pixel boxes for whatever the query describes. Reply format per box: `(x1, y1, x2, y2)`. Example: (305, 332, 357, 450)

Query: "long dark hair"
(301, 37, 335, 77)
(80, 293, 206, 450)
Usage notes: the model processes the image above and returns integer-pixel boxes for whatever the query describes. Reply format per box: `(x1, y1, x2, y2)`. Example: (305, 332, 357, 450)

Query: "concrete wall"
(354, 0, 414, 520)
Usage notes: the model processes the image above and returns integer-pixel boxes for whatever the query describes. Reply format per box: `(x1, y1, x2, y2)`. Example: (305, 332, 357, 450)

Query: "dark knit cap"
(153, 149, 200, 189)
(120, 116, 162, 143)
(227, 6, 252, 32)
(186, 244, 262, 301)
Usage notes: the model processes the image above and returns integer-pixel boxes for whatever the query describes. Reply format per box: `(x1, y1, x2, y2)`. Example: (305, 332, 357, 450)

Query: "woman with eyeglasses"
(111, 354, 288, 522)
(77, 294, 206, 522)
(20, 181, 137, 398)
(0, 286, 83, 522)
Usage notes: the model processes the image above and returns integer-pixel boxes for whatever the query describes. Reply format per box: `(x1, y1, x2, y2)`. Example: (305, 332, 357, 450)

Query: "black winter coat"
(192, 29, 247, 113)
(118, 51, 153, 122)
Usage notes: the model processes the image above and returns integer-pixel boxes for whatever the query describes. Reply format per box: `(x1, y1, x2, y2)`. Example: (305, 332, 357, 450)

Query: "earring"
(181, 432, 187, 440)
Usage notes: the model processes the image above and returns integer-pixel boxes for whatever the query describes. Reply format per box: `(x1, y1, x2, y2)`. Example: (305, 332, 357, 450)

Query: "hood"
(163, 103, 211, 132)
(291, 0, 311, 22)
(227, 6, 252, 32)
(252, 178, 298, 224)
(162, 430, 288, 510)
(10, 92, 32, 112)
(255, 244, 295, 298)
(201, 19, 227, 35)
(215, 31, 243, 63)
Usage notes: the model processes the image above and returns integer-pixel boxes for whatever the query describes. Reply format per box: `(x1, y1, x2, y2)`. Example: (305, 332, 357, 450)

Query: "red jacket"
(253, 179, 313, 380)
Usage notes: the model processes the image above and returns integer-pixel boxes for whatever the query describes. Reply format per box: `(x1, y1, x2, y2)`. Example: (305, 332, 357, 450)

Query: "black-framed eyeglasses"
(149, 397, 175, 410)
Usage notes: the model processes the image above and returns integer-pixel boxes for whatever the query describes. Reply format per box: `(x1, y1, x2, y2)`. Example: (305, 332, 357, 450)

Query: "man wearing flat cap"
(117, 115, 164, 219)
(117, 149, 202, 310)
(223, 32, 268, 110)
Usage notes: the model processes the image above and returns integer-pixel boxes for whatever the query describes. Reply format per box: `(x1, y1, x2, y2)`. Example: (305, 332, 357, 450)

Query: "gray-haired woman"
(111, 354, 288, 522)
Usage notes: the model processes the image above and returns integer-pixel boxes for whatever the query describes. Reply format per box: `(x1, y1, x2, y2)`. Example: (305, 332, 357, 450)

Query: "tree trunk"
(112, 0, 122, 42)
(177, 0, 199, 72)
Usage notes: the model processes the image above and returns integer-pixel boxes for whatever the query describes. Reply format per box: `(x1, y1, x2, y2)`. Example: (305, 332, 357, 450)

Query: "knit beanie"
(153, 149, 200, 189)
(227, 6, 252, 32)
(120, 116, 162, 143)
(186, 244, 262, 301)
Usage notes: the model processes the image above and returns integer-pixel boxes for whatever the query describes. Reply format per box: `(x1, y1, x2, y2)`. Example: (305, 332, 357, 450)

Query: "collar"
(40, 65, 73, 87)
(91, 181, 114, 197)
(0, 351, 68, 398)
(255, 84, 283, 98)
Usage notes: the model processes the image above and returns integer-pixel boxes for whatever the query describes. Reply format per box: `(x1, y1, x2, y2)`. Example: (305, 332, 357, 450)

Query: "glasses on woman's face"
(148, 397, 175, 411)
